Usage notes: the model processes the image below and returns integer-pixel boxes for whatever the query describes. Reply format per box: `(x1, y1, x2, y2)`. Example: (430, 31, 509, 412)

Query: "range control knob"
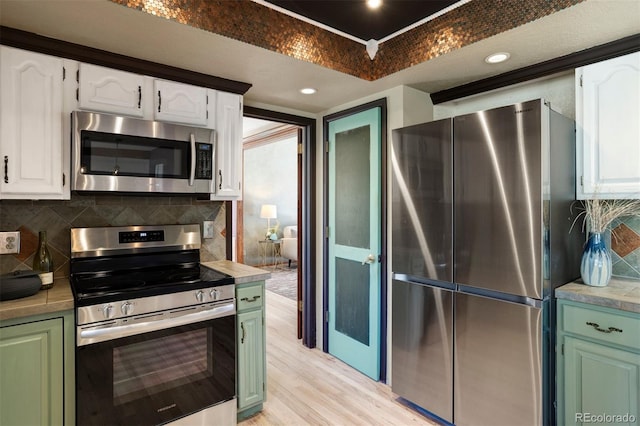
(210, 288, 219, 301)
(102, 304, 114, 319)
(121, 301, 134, 316)
(195, 290, 205, 303)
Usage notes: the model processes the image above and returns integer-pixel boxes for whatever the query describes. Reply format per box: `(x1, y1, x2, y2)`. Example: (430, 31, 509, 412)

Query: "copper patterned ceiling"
(110, 0, 585, 81)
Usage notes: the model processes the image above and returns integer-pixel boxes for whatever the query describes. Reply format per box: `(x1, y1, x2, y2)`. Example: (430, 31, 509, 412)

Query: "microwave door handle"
(189, 133, 196, 186)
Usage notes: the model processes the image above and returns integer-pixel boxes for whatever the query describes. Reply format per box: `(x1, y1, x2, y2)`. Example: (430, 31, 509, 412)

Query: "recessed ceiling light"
(485, 52, 510, 64)
(367, 0, 382, 9)
(300, 88, 317, 95)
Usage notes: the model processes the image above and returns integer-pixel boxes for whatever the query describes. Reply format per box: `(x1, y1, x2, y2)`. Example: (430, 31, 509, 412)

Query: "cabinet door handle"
(218, 169, 223, 190)
(158, 90, 161, 112)
(4, 156, 8, 183)
(241, 295, 261, 303)
(138, 86, 142, 109)
(586, 322, 623, 334)
(241, 322, 245, 344)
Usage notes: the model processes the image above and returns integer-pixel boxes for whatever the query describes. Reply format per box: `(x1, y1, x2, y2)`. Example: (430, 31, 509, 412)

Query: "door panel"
(327, 107, 381, 380)
(563, 336, 639, 426)
(335, 258, 370, 345)
(335, 124, 371, 249)
(391, 119, 452, 281)
(454, 101, 543, 298)
(392, 279, 453, 423)
(454, 293, 543, 426)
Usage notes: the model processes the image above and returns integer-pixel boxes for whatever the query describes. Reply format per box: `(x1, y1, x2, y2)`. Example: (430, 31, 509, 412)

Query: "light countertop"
(0, 277, 74, 322)
(556, 277, 640, 313)
(202, 260, 271, 284)
(0, 261, 270, 323)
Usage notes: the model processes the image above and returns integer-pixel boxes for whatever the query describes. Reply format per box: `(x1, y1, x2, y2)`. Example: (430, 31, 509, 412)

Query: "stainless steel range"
(70, 224, 237, 426)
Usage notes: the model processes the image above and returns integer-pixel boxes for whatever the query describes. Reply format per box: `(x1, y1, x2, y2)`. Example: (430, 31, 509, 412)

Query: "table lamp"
(260, 204, 277, 238)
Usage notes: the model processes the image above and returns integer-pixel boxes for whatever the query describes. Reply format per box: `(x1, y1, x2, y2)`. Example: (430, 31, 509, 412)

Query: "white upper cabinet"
(78, 63, 145, 117)
(154, 80, 208, 126)
(0, 46, 67, 199)
(576, 52, 640, 199)
(211, 90, 243, 199)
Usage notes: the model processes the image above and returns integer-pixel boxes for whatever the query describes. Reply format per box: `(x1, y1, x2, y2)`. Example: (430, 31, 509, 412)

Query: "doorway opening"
(239, 106, 316, 347)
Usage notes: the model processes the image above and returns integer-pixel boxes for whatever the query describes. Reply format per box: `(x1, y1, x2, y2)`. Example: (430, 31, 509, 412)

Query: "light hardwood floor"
(239, 290, 438, 426)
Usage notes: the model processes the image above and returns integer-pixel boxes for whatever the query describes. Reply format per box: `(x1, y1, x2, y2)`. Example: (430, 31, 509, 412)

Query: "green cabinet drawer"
(237, 283, 264, 312)
(561, 302, 640, 349)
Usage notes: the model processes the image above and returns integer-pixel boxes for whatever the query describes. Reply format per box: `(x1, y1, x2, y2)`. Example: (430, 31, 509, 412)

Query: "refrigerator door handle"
(457, 284, 543, 308)
(392, 274, 456, 291)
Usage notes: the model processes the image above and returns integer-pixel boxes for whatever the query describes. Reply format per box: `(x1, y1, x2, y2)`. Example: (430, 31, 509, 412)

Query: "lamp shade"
(260, 204, 277, 219)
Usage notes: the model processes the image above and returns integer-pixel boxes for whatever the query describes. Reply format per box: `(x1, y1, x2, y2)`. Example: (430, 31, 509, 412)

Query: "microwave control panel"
(195, 143, 213, 179)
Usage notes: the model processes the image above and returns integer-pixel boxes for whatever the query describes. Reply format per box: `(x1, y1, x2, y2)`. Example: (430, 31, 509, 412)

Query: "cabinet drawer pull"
(4, 156, 8, 183)
(241, 295, 261, 303)
(158, 90, 161, 112)
(138, 86, 142, 108)
(586, 321, 623, 334)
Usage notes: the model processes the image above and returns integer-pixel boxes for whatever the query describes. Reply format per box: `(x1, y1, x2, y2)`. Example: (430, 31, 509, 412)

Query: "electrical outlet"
(0, 231, 20, 254)
(203, 221, 214, 239)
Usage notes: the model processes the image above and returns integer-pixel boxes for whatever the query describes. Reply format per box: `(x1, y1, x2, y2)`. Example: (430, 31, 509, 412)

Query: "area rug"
(264, 268, 297, 301)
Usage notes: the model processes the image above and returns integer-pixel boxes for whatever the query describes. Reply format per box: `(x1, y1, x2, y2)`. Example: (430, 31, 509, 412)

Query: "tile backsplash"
(0, 194, 226, 279)
(611, 215, 640, 279)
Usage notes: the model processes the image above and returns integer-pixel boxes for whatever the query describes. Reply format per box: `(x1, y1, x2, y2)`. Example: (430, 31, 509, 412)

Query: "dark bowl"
(0, 271, 42, 301)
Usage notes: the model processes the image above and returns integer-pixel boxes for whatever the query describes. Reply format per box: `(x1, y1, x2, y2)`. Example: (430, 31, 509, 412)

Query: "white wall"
(433, 70, 575, 120)
(243, 135, 298, 266)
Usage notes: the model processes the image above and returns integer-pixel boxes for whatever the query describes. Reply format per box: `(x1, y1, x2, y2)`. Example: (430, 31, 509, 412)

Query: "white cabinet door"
(576, 52, 640, 199)
(0, 46, 66, 199)
(212, 90, 243, 199)
(154, 80, 208, 126)
(78, 63, 145, 117)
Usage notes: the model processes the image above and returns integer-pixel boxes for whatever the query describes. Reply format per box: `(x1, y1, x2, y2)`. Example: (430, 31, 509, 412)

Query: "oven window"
(80, 130, 189, 178)
(76, 316, 235, 426)
(113, 328, 213, 405)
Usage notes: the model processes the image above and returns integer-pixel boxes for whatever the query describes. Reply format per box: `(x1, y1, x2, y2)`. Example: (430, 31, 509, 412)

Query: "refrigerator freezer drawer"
(392, 279, 454, 423)
(454, 292, 544, 426)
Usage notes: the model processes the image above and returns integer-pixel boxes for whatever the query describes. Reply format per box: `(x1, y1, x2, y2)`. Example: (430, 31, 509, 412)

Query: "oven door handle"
(78, 301, 235, 346)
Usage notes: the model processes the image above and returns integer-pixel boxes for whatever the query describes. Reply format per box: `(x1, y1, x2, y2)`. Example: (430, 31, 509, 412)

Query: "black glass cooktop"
(70, 250, 233, 306)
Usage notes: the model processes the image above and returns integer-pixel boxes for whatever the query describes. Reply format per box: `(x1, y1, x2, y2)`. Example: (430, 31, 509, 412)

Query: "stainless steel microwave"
(72, 111, 214, 194)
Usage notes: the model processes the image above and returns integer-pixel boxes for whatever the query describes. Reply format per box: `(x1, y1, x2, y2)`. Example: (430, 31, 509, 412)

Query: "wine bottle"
(32, 231, 54, 290)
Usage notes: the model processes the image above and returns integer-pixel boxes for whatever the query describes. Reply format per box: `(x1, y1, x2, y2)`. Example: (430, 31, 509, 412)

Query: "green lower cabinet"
(557, 299, 640, 426)
(563, 336, 639, 425)
(236, 281, 266, 420)
(0, 310, 74, 426)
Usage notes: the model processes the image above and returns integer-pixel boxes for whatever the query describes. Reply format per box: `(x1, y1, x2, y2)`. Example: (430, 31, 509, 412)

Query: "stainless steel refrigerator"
(391, 99, 582, 426)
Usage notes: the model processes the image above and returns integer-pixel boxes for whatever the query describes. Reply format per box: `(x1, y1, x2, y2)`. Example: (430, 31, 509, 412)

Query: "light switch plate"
(203, 221, 214, 239)
(0, 231, 20, 254)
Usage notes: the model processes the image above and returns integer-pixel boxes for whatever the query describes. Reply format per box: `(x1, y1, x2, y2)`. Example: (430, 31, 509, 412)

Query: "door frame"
(240, 106, 317, 348)
(322, 98, 388, 382)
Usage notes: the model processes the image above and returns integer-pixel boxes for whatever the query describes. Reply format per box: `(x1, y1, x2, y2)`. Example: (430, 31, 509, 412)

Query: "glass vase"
(580, 231, 612, 287)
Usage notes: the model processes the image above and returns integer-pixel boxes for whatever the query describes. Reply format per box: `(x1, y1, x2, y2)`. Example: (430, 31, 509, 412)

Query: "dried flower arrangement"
(573, 199, 640, 234)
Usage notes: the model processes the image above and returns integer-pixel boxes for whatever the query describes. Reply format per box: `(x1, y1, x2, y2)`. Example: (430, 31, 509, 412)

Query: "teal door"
(327, 107, 382, 380)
